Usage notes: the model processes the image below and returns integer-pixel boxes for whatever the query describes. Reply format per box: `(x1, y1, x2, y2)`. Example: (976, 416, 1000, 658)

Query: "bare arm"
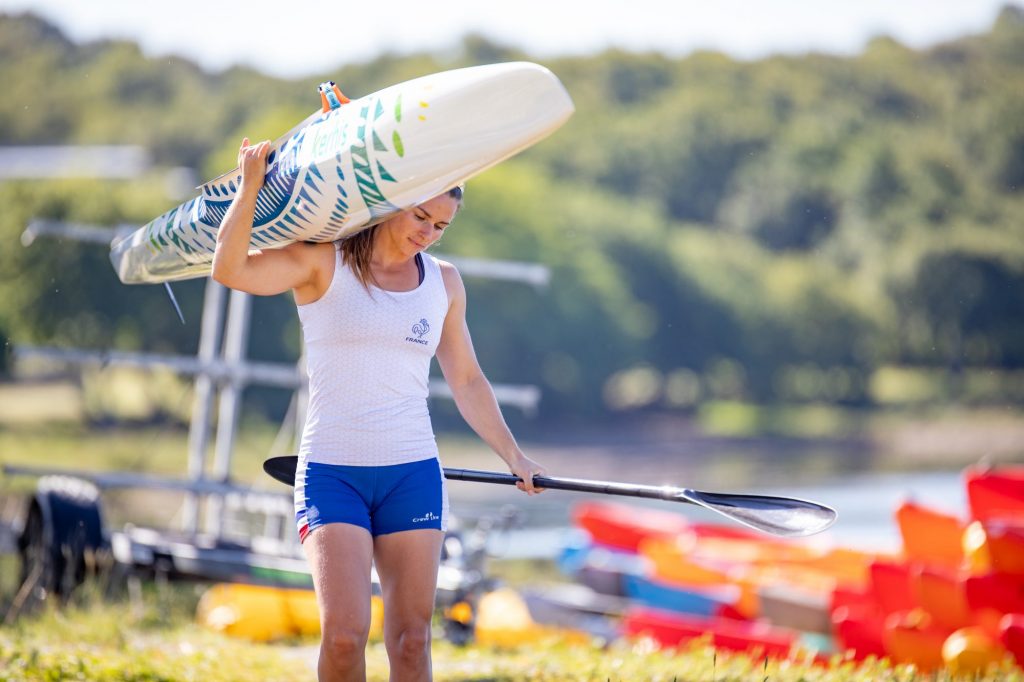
(435, 261, 547, 494)
(211, 138, 326, 297)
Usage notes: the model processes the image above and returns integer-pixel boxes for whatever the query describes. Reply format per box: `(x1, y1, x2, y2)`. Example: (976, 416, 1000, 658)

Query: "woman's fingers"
(237, 138, 270, 162)
(515, 464, 546, 495)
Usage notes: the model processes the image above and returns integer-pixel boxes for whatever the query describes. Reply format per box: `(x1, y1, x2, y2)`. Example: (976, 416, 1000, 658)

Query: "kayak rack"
(2, 219, 549, 623)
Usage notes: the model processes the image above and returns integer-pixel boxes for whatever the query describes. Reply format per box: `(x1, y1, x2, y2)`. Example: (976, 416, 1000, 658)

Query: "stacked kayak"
(561, 500, 848, 661)
(560, 466, 1024, 675)
(828, 465, 1024, 674)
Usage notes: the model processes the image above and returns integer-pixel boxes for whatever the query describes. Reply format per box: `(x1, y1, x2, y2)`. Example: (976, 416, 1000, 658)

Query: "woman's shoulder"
(429, 255, 461, 279)
(284, 242, 338, 303)
(430, 256, 465, 304)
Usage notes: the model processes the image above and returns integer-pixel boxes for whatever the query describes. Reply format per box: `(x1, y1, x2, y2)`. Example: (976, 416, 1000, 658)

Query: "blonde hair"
(340, 185, 464, 290)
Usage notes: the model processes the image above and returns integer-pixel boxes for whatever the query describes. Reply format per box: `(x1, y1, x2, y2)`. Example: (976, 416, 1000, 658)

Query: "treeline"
(0, 8, 1022, 421)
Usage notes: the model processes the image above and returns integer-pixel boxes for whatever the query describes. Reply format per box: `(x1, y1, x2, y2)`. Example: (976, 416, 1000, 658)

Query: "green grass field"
(5, 584, 1022, 681)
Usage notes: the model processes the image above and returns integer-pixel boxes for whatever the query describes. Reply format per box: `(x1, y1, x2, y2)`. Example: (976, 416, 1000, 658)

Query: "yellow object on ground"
(196, 583, 294, 642)
(197, 583, 384, 642)
(473, 588, 587, 647)
(942, 626, 1007, 675)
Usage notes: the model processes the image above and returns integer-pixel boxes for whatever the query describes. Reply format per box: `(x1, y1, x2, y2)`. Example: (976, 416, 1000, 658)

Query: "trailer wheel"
(17, 476, 107, 601)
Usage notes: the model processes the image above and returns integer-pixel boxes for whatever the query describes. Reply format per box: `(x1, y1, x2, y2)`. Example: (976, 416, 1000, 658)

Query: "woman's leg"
(373, 529, 445, 682)
(304, 523, 375, 682)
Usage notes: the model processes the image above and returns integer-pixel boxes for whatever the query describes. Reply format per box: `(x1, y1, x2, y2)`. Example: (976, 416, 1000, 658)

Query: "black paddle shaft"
(263, 456, 836, 537)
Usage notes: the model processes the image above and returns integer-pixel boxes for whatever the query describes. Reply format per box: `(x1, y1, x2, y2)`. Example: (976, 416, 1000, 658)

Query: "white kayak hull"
(110, 62, 573, 284)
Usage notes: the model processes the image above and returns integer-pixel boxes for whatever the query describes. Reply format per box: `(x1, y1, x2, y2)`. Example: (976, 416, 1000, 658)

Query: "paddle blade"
(680, 489, 837, 537)
(264, 455, 297, 486)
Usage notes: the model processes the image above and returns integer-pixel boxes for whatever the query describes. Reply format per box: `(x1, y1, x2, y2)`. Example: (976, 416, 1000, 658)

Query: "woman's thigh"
(373, 529, 445, 631)
(303, 522, 375, 632)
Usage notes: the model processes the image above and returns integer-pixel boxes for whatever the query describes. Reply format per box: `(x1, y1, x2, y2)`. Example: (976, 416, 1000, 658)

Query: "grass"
(3, 586, 1022, 681)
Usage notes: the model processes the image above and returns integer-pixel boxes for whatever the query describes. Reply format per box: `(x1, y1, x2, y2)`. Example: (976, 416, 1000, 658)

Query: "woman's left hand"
(508, 454, 547, 496)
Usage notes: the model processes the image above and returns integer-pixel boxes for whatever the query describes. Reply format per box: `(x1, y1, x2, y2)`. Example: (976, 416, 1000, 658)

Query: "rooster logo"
(412, 319, 430, 338)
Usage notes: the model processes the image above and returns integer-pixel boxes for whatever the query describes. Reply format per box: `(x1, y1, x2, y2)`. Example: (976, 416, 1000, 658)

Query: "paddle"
(264, 455, 836, 537)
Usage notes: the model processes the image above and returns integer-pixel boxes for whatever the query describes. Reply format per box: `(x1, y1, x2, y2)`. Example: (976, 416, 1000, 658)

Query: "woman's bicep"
(436, 280, 484, 386)
(214, 244, 316, 296)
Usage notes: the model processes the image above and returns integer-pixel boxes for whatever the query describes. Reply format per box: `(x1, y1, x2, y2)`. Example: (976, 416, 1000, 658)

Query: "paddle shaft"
(445, 468, 698, 503)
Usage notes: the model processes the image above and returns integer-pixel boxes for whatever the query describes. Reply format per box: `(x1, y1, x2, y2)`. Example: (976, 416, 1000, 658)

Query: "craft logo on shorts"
(405, 318, 430, 345)
(412, 511, 439, 523)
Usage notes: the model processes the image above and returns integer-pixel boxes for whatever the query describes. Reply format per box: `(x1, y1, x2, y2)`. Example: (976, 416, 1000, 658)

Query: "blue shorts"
(294, 458, 448, 542)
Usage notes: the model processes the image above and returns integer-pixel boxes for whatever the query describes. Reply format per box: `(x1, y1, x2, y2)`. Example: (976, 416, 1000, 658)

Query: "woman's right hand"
(238, 137, 271, 191)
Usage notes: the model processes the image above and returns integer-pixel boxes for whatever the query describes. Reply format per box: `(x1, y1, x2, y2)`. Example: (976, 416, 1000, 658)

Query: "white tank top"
(296, 248, 450, 466)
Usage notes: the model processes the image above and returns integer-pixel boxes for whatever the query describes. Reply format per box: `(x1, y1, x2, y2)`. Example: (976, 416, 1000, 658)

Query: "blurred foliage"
(0, 8, 1022, 423)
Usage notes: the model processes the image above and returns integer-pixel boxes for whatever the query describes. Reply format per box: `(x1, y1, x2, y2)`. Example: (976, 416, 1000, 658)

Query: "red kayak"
(572, 501, 690, 552)
(1001, 613, 1024, 668)
(572, 501, 779, 554)
(831, 603, 887, 661)
(964, 572, 1024, 635)
(965, 467, 1024, 522)
(623, 606, 797, 658)
(869, 560, 917, 615)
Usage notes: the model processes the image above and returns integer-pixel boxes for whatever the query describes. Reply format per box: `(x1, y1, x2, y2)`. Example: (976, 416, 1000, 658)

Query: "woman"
(212, 138, 547, 682)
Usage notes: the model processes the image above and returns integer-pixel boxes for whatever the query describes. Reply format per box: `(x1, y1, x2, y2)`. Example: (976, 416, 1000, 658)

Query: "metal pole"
(205, 288, 252, 535)
(182, 279, 227, 534)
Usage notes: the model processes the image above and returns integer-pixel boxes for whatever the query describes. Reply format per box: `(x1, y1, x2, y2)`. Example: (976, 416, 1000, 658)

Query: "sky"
(0, 0, 1013, 79)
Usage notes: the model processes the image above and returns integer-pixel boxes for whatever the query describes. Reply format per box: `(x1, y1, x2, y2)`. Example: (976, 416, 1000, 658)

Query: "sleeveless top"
(296, 248, 450, 466)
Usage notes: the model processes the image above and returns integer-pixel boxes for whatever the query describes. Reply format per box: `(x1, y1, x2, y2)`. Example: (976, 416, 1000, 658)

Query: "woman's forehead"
(418, 194, 460, 219)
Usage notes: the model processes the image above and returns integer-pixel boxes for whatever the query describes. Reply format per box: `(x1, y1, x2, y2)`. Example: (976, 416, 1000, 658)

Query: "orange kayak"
(895, 500, 964, 569)
(911, 565, 972, 632)
(639, 536, 761, 617)
(882, 610, 951, 671)
(963, 520, 1024, 575)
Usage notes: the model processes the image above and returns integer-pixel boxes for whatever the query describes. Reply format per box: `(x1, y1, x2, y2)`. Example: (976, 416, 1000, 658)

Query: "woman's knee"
(387, 623, 431, 662)
(321, 625, 369, 664)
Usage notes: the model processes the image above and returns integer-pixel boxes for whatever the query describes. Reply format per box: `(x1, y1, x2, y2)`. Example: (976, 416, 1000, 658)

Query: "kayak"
(557, 538, 647, 597)
(882, 610, 951, 671)
(942, 626, 1009, 675)
(1001, 613, 1024, 669)
(912, 565, 972, 631)
(572, 501, 691, 552)
(831, 603, 887, 661)
(196, 582, 383, 642)
(964, 572, 1024, 634)
(622, 573, 739, 617)
(963, 520, 1024, 575)
(965, 467, 1024, 522)
(758, 584, 832, 635)
(869, 560, 918, 615)
(623, 607, 798, 658)
(895, 500, 964, 569)
(638, 536, 761, 617)
(111, 62, 573, 283)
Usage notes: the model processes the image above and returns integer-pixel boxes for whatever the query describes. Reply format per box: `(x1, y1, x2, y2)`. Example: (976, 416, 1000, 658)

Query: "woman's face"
(380, 194, 460, 257)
